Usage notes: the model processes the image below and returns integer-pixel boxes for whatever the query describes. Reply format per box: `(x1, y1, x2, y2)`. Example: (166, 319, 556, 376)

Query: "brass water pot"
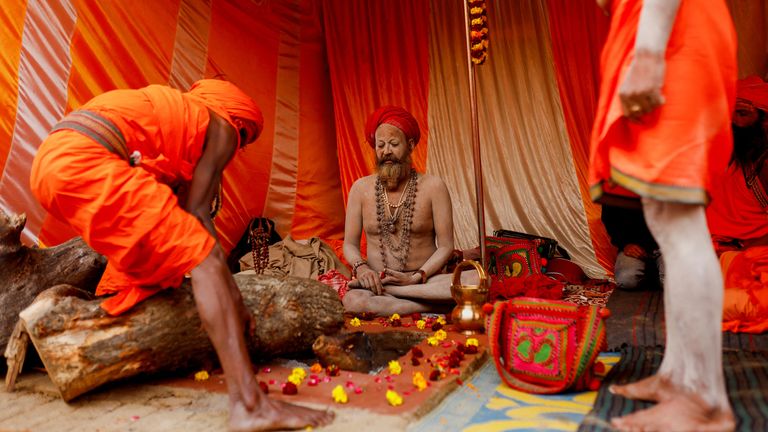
(450, 260, 489, 334)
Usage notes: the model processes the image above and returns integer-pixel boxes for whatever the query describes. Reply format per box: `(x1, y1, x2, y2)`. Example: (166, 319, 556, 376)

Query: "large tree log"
(0, 211, 106, 353)
(15, 273, 344, 401)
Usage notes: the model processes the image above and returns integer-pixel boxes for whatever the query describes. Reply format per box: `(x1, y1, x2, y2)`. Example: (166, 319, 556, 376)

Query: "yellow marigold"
(437, 316, 447, 325)
(349, 317, 362, 327)
(412, 372, 427, 391)
(332, 385, 348, 404)
(390, 313, 401, 321)
(386, 390, 403, 406)
(427, 336, 439, 346)
(388, 360, 402, 375)
(310, 363, 323, 374)
(292, 368, 307, 380)
(470, 6, 483, 15)
(434, 329, 448, 341)
(194, 370, 209, 381)
(466, 338, 479, 347)
(416, 319, 426, 329)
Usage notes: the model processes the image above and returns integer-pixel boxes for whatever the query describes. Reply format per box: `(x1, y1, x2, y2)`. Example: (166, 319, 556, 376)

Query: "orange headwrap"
(737, 76, 768, 112)
(186, 79, 264, 146)
(364, 105, 420, 147)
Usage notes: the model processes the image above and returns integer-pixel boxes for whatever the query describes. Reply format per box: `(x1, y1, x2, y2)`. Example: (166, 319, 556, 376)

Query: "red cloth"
(589, 0, 737, 204)
(186, 79, 264, 146)
(31, 82, 261, 316)
(707, 164, 768, 243)
(721, 247, 768, 333)
(364, 106, 421, 147)
(737, 76, 768, 111)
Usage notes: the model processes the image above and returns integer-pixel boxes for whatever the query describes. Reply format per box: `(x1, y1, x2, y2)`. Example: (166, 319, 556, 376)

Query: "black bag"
(492, 229, 569, 261)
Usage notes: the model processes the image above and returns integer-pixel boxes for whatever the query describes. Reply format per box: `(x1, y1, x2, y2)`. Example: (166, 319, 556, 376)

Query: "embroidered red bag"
(487, 297, 609, 394)
(485, 236, 548, 300)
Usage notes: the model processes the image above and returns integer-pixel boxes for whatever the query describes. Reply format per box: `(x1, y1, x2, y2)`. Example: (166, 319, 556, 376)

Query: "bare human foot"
(229, 397, 334, 432)
(611, 392, 735, 432)
(609, 374, 677, 403)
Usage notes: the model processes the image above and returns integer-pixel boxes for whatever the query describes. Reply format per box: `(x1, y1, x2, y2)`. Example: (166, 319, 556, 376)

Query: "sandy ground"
(0, 371, 410, 432)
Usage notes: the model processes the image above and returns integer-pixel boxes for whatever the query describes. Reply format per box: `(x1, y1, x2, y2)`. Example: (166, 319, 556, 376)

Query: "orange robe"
(719, 248, 768, 334)
(590, 0, 737, 205)
(30, 85, 223, 315)
(707, 165, 768, 243)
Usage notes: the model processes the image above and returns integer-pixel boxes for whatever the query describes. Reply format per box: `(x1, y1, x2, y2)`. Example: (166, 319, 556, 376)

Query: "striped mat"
(579, 346, 768, 432)
(604, 289, 768, 351)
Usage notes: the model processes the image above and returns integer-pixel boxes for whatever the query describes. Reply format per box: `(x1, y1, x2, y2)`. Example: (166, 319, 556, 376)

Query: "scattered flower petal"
(194, 371, 210, 381)
(332, 385, 348, 403)
(386, 390, 403, 406)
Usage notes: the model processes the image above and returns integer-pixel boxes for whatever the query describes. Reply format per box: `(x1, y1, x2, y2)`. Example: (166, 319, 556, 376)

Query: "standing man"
(591, 1, 736, 430)
(30, 80, 333, 431)
(343, 106, 469, 316)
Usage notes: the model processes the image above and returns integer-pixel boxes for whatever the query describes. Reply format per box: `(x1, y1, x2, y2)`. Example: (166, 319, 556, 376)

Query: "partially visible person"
(601, 204, 664, 290)
(590, 0, 736, 430)
(29, 80, 333, 431)
(708, 76, 768, 253)
(707, 76, 768, 334)
(343, 106, 476, 316)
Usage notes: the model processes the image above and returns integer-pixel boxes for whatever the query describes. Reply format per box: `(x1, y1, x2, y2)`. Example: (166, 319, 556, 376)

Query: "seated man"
(601, 204, 664, 290)
(343, 106, 476, 316)
(707, 76, 768, 333)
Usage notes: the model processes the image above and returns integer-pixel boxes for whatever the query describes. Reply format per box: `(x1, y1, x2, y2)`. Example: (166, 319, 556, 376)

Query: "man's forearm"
(635, 0, 682, 54)
(417, 246, 454, 279)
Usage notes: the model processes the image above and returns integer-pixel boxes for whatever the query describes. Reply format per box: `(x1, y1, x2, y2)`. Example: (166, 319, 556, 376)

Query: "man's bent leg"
(614, 252, 647, 290)
(610, 199, 733, 432)
(190, 247, 333, 431)
(343, 289, 433, 316)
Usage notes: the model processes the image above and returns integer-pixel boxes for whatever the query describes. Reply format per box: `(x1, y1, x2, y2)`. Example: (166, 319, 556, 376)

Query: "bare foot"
(611, 393, 735, 432)
(609, 374, 677, 402)
(229, 397, 334, 432)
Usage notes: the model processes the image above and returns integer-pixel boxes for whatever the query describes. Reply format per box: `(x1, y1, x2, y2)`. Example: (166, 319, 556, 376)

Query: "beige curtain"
(427, 0, 605, 278)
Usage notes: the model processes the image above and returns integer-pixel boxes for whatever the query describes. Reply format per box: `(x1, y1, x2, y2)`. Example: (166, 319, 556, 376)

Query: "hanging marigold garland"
(468, 0, 489, 65)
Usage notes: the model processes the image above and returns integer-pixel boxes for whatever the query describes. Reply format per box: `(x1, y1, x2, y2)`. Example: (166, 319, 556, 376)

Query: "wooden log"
(17, 273, 344, 401)
(0, 211, 106, 353)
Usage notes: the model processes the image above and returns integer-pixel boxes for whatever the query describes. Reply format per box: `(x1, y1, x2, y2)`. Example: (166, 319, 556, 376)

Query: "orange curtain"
(0, 0, 27, 174)
(322, 0, 430, 204)
(547, 0, 613, 274)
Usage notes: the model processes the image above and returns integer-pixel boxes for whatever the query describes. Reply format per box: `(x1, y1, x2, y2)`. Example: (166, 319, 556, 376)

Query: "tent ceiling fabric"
(0, 0, 765, 278)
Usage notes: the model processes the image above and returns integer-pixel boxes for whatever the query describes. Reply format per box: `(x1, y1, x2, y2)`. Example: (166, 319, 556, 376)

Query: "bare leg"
(190, 247, 334, 431)
(610, 199, 734, 432)
(381, 271, 480, 301)
(343, 289, 434, 316)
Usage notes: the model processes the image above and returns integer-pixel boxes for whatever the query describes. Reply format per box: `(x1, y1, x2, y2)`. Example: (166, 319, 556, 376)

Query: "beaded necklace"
(375, 170, 418, 271)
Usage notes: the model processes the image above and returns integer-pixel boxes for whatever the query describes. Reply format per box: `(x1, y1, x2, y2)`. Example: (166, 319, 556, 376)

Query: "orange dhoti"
(589, 0, 737, 205)
(30, 130, 216, 315)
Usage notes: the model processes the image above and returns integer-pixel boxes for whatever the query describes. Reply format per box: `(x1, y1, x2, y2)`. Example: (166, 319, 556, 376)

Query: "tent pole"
(462, 0, 487, 268)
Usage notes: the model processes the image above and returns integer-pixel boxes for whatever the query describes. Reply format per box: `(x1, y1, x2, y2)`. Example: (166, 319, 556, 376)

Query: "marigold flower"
(332, 385, 348, 403)
(390, 313, 401, 320)
(291, 368, 307, 380)
(412, 372, 427, 391)
(466, 338, 479, 347)
(350, 317, 362, 327)
(310, 363, 323, 374)
(326, 364, 340, 376)
(288, 374, 303, 386)
(434, 329, 448, 341)
(386, 390, 403, 406)
(427, 336, 439, 346)
(194, 370, 210, 381)
(388, 360, 402, 375)
(416, 319, 426, 329)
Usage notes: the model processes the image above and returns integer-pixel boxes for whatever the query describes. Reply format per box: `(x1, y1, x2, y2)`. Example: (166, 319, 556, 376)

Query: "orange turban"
(187, 79, 264, 145)
(365, 105, 420, 147)
(737, 76, 768, 112)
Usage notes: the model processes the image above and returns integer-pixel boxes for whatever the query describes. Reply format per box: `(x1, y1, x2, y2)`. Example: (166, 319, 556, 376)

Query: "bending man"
(30, 80, 333, 432)
(591, 0, 736, 430)
(343, 106, 471, 316)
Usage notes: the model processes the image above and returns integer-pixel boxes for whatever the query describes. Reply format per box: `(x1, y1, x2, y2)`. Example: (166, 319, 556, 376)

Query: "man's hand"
(619, 50, 666, 122)
(348, 266, 384, 295)
(381, 268, 420, 286)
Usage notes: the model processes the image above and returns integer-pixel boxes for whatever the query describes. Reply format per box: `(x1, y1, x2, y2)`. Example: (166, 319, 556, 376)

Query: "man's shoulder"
(418, 172, 448, 189)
